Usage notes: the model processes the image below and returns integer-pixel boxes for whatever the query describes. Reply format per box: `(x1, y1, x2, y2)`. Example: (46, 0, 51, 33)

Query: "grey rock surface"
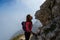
(31, 0, 60, 40)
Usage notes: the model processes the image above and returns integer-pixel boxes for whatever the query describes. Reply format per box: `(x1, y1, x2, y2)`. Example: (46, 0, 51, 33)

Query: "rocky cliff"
(31, 0, 60, 40)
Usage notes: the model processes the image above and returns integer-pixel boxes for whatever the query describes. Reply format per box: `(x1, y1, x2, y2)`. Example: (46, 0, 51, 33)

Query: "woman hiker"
(21, 14, 33, 40)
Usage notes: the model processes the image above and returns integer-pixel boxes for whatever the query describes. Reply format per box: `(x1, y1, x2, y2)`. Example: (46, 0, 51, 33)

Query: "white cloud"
(21, 0, 45, 10)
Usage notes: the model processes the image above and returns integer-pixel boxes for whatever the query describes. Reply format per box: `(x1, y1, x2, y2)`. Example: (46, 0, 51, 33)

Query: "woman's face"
(29, 16, 33, 20)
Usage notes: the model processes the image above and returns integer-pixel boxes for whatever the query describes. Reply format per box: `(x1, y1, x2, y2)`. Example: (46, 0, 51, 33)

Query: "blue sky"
(0, 0, 45, 40)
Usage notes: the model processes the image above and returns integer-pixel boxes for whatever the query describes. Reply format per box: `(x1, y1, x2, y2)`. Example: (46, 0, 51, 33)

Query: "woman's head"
(26, 14, 33, 22)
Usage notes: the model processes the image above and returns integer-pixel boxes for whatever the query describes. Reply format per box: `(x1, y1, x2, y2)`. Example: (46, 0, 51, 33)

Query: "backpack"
(21, 21, 26, 31)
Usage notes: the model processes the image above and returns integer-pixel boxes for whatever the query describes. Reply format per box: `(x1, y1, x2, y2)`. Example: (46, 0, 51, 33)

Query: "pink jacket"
(26, 22, 32, 32)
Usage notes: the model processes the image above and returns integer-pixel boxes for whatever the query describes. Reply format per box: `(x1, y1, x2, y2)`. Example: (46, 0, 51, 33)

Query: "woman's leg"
(27, 32, 31, 40)
(25, 32, 31, 40)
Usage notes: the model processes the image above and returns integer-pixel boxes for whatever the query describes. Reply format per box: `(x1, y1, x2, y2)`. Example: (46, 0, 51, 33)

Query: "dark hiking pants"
(25, 32, 31, 40)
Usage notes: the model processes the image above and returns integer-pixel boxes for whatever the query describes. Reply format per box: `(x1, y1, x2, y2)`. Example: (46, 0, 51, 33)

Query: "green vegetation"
(11, 34, 24, 40)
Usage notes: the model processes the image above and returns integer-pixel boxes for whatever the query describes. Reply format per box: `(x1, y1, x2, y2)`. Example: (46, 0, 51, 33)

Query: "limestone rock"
(31, 0, 60, 40)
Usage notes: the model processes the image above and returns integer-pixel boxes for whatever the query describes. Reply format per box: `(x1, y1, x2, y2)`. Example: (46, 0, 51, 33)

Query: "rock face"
(31, 0, 60, 40)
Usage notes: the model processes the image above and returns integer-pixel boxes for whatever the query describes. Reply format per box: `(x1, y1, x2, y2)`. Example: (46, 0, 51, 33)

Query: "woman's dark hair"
(26, 14, 32, 22)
